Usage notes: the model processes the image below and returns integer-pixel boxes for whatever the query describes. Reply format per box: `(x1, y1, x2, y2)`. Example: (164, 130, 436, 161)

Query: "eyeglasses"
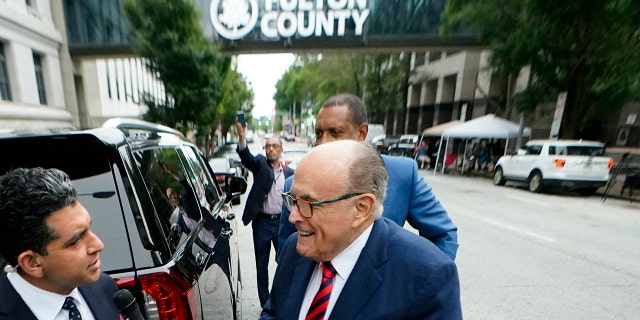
(265, 144, 281, 149)
(281, 191, 365, 218)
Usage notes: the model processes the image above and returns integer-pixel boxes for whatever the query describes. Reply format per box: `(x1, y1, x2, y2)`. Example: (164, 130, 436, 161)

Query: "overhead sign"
(63, 0, 481, 56)
(210, 0, 370, 40)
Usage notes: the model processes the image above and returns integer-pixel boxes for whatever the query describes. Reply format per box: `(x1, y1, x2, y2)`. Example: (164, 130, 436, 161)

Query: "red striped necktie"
(306, 261, 337, 320)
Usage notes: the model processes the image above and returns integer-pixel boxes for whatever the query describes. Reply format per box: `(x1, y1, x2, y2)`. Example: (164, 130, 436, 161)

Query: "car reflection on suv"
(0, 118, 246, 320)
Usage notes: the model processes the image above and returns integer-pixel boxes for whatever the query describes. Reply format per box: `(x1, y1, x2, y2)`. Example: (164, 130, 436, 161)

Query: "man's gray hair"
(346, 142, 387, 219)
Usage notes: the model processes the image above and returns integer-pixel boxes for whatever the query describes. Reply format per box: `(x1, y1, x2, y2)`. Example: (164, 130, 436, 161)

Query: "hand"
(235, 121, 245, 136)
(235, 121, 246, 143)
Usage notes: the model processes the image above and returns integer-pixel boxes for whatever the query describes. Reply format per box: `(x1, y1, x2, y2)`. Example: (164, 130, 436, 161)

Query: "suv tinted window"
(70, 165, 132, 272)
(565, 146, 605, 156)
(526, 145, 543, 155)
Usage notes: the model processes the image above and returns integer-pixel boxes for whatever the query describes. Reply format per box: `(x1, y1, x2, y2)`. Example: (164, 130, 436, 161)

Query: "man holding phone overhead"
(234, 115, 295, 307)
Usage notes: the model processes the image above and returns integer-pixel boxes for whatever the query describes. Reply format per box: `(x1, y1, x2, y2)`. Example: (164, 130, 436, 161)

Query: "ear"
(16, 250, 44, 278)
(351, 194, 375, 228)
(356, 123, 368, 141)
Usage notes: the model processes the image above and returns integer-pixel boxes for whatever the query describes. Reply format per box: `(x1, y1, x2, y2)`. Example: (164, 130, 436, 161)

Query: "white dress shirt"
(7, 272, 96, 320)
(298, 224, 373, 320)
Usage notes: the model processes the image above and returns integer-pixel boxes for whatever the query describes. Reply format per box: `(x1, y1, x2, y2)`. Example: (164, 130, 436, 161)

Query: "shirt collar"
(330, 223, 373, 281)
(7, 272, 83, 320)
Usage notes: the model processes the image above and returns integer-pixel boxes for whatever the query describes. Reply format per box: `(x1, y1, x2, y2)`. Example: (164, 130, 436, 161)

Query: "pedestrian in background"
(261, 140, 461, 319)
(0, 167, 121, 319)
(417, 139, 431, 169)
(235, 120, 294, 308)
(279, 93, 458, 260)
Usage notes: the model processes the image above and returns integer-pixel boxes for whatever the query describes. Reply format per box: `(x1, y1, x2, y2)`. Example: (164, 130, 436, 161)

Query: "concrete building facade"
(0, 0, 72, 130)
(405, 50, 639, 147)
(0, 0, 159, 131)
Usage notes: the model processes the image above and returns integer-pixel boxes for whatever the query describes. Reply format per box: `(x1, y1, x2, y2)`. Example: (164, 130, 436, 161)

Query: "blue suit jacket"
(0, 273, 121, 320)
(261, 218, 462, 320)
(279, 154, 458, 259)
(237, 145, 294, 226)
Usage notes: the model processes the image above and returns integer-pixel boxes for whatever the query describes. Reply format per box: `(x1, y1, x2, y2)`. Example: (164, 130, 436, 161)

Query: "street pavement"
(230, 140, 640, 319)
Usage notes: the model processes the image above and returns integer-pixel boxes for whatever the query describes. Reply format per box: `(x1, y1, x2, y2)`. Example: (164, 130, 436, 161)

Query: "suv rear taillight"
(115, 270, 193, 320)
(608, 158, 614, 171)
(553, 158, 566, 168)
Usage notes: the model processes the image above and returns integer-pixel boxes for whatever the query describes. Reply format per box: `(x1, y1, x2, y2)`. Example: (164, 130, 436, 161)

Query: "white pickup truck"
(493, 139, 613, 195)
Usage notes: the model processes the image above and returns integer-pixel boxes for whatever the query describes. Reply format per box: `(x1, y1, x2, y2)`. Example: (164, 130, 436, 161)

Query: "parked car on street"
(282, 133, 296, 142)
(245, 130, 255, 143)
(370, 134, 386, 153)
(493, 139, 614, 195)
(0, 118, 246, 319)
(281, 148, 308, 170)
(387, 134, 419, 158)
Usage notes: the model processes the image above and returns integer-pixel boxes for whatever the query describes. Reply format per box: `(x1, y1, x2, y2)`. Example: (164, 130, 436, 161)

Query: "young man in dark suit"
(0, 167, 121, 320)
(235, 121, 295, 307)
(261, 140, 461, 319)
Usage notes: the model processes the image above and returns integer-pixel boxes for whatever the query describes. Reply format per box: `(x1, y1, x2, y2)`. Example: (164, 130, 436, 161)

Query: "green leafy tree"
(362, 53, 410, 124)
(442, 0, 640, 139)
(274, 53, 408, 128)
(219, 63, 254, 138)
(123, 0, 228, 139)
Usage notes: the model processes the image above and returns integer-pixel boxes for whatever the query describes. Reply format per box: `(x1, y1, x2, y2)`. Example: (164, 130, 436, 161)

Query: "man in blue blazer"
(262, 140, 461, 319)
(236, 122, 295, 307)
(0, 168, 121, 319)
(279, 93, 458, 260)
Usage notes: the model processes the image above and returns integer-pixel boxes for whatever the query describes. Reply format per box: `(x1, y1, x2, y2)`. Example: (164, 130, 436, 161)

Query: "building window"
(33, 53, 47, 105)
(428, 51, 442, 63)
(0, 43, 12, 101)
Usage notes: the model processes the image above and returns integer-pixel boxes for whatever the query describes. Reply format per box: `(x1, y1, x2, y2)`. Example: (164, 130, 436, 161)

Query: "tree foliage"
(123, 0, 229, 137)
(274, 53, 409, 125)
(441, 0, 640, 139)
(218, 62, 254, 137)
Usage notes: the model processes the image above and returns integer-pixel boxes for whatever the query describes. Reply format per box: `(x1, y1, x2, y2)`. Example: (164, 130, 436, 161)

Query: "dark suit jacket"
(262, 217, 462, 320)
(237, 145, 294, 225)
(0, 273, 121, 320)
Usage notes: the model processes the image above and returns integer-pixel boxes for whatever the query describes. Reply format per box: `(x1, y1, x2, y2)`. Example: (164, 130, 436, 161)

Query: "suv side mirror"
(224, 176, 247, 204)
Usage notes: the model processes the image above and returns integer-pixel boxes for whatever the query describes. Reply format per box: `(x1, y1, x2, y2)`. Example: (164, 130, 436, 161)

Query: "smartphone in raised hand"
(237, 112, 246, 128)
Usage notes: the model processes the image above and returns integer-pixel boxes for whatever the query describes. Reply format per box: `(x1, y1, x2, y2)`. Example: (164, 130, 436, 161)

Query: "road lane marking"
(481, 218, 556, 242)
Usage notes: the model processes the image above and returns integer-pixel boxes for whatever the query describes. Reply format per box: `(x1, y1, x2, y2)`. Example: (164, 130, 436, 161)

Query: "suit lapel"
(79, 278, 120, 320)
(282, 258, 316, 320)
(330, 219, 389, 319)
(0, 275, 38, 320)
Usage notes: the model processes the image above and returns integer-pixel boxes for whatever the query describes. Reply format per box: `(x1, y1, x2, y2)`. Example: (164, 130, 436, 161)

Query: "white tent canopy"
(423, 120, 462, 137)
(442, 114, 531, 139)
(434, 114, 531, 174)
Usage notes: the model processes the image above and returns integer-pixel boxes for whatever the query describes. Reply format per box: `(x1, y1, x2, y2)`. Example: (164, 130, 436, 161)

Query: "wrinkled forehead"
(296, 143, 352, 187)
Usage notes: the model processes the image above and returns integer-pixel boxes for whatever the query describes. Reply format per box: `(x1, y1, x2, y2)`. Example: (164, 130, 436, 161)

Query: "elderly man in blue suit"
(279, 93, 458, 260)
(0, 168, 121, 320)
(262, 140, 461, 319)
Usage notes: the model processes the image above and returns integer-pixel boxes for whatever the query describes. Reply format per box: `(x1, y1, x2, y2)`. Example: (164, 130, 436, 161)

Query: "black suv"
(0, 118, 246, 320)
